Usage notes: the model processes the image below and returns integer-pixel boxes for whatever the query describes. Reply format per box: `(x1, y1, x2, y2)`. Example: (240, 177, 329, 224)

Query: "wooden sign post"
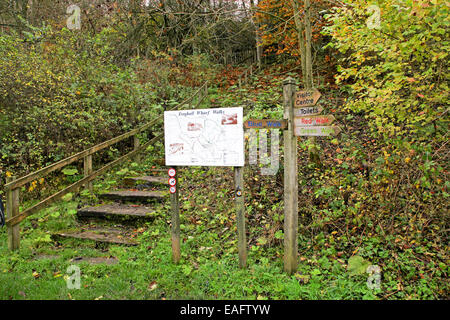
(283, 77, 298, 274)
(234, 166, 247, 268)
(169, 168, 180, 264)
(6, 176, 20, 251)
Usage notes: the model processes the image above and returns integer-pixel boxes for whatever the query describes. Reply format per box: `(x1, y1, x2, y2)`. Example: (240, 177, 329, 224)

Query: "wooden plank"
(133, 135, 141, 162)
(234, 166, 247, 268)
(294, 88, 321, 107)
(244, 119, 287, 129)
(77, 203, 155, 219)
(170, 167, 181, 264)
(70, 256, 118, 265)
(283, 77, 299, 275)
(293, 106, 323, 117)
(98, 190, 167, 202)
(294, 115, 335, 127)
(6, 177, 20, 251)
(84, 154, 93, 193)
(294, 126, 341, 137)
(123, 176, 167, 186)
(56, 230, 138, 246)
(5, 133, 164, 227)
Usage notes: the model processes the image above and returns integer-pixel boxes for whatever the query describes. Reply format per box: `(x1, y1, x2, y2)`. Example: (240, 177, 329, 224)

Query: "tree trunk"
(290, 0, 307, 86)
(250, 0, 262, 69)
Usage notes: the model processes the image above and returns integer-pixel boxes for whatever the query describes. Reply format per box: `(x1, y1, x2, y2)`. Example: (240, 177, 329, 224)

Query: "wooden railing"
(4, 82, 209, 251)
(238, 64, 257, 88)
(223, 49, 256, 66)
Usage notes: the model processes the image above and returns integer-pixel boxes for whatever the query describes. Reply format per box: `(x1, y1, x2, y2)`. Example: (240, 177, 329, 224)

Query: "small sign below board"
(168, 168, 176, 177)
(244, 119, 287, 129)
(294, 126, 341, 137)
(293, 106, 323, 117)
(294, 115, 335, 127)
(169, 186, 176, 194)
(168, 178, 177, 186)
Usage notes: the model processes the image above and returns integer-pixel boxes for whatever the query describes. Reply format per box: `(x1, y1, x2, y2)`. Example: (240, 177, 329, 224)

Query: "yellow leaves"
(6, 171, 12, 178)
(28, 180, 38, 192)
(405, 157, 411, 164)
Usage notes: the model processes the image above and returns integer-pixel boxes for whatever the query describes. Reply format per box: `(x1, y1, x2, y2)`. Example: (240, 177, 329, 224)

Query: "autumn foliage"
(256, 0, 333, 56)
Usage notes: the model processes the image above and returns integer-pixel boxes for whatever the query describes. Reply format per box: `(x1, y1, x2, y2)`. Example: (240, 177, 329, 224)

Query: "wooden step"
(70, 256, 119, 265)
(123, 176, 167, 187)
(77, 203, 155, 220)
(54, 228, 138, 246)
(98, 190, 167, 202)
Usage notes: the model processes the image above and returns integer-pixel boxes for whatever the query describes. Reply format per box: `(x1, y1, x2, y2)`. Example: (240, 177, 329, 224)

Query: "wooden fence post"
(83, 154, 93, 193)
(234, 166, 247, 268)
(6, 176, 20, 251)
(133, 135, 141, 163)
(170, 167, 181, 264)
(283, 77, 298, 274)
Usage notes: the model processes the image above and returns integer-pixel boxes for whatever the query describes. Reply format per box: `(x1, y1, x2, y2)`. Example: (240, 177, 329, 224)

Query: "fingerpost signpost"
(282, 77, 341, 274)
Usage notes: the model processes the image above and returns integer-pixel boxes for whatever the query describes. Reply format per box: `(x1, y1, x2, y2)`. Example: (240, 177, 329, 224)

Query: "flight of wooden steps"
(54, 173, 168, 246)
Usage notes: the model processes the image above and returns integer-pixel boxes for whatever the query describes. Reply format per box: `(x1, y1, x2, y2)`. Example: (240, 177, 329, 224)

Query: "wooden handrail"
(6, 132, 164, 227)
(238, 64, 256, 88)
(4, 81, 208, 249)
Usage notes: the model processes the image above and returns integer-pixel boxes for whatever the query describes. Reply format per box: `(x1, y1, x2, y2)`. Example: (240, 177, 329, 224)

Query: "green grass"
(0, 160, 379, 301)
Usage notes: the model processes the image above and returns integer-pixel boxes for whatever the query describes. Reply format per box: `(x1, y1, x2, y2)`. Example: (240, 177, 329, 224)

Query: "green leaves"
(347, 256, 370, 276)
(325, 0, 448, 143)
(62, 168, 78, 176)
(61, 193, 73, 202)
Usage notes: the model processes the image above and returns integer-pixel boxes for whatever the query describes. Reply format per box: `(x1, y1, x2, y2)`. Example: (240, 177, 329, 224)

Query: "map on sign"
(164, 107, 244, 167)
